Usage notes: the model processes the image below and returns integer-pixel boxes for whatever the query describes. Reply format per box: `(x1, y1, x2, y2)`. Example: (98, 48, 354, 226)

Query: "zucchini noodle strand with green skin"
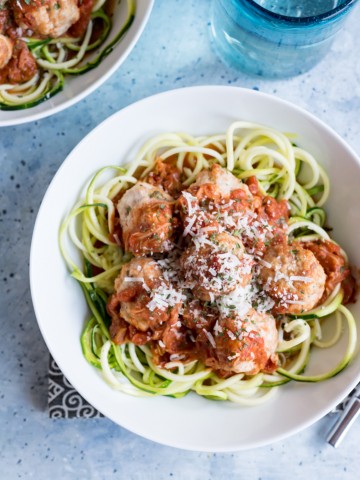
(60, 121, 358, 404)
(0, 0, 136, 110)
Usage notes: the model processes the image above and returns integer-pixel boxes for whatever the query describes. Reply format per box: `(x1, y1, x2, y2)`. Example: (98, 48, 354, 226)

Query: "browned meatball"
(0, 40, 38, 84)
(181, 298, 218, 331)
(177, 164, 254, 240)
(0, 5, 11, 36)
(107, 257, 178, 334)
(0, 33, 12, 69)
(200, 309, 278, 376)
(107, 257, 182, 340)
(180, 231, 252, 301)
(259, 242, 326, 314)
(12, 0, 80, 38)
(303, 239, 354, 303)
(68, 0, 94, 38)
(193, 163, 248, 195)
(144, 159, 183, 199)
(117, 182, 178, 256)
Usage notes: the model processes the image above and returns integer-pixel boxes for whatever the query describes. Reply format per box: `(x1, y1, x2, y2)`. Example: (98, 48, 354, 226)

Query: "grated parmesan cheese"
(203, 329, 216, 348)
(289, 275, 313, 283)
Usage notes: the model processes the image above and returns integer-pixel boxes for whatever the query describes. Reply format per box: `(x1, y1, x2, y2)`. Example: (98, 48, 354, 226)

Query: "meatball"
(0, 40, 38, 84)
(12, 0, 80, 38)
(109, 316, 152, 346)
(117, 182, 177, 256)
(0, 5, 11, 36)
(259, 242, 326, 314)
(237, 176, 290, 255)
(201, 309, 278, 376)
(68, 0, 94, 38)
(144, 159, 183, 198)
(181, 298, 218, 331)
(180, 231, 252, 301)
(178, 164, 254, 236)
(193, 164, 253, 209)
(194, 163, 244, 195)
(176, 189, 219, 239)
(107, 257, 180, 335)
(302, 239, 354, 303)
(158, 315, 194, 358)
(0, 33, 12, 69)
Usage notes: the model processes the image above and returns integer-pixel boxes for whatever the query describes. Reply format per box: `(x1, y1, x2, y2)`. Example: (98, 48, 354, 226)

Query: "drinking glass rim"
(242, 0, 358, 24)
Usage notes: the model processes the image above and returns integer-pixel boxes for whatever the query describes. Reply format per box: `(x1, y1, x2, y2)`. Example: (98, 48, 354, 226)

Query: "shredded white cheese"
(203, 329, 216, 348)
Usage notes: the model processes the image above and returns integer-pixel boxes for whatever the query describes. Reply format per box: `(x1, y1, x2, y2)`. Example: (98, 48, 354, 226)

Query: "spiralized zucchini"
(0, 0, 135, 110)
(59, 121, 357, 405)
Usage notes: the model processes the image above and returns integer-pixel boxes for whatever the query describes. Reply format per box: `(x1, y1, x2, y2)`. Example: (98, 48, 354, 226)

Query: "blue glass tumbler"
(210, 0, 359, 78)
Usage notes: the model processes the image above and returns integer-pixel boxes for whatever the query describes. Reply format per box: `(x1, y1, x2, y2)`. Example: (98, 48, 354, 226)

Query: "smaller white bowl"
(0, 1, 154, 127)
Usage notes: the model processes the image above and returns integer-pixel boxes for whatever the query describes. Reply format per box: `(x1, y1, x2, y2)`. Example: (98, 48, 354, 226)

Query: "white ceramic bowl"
(30, 86, 360, 451)
(0, 1, 154, 127)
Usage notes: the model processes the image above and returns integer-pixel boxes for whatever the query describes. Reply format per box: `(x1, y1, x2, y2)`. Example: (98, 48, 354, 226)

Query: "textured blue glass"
(210, 0, 359, 77)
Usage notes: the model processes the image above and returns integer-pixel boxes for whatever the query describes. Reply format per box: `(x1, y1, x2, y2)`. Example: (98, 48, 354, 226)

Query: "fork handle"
(327, 397, 360, 447)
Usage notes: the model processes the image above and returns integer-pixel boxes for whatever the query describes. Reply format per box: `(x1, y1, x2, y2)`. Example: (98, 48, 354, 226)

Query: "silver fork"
(327, 384, 360, 447)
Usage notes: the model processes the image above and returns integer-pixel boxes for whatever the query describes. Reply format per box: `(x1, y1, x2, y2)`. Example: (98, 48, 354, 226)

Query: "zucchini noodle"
(60, 121, 358, 405)
(0, 0, 136, 110)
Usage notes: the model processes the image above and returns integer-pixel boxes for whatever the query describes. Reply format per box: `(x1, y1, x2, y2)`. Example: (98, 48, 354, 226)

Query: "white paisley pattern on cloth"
(48, 356, 103, 418)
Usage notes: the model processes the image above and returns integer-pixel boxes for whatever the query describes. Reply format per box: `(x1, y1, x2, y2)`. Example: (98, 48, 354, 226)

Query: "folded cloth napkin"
(48, 356, 103, 418)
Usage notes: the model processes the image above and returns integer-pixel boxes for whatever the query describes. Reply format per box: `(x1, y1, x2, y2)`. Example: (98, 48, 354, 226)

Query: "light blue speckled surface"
(1, 0, 360, 478)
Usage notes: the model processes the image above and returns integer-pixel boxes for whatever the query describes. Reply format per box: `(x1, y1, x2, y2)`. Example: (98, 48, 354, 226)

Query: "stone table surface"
(1, 1, 360, 478)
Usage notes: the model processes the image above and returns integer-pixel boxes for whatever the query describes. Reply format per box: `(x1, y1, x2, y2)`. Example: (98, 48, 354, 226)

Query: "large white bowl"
(30, 86, 360, 452)
(0, 1, 154, 127)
